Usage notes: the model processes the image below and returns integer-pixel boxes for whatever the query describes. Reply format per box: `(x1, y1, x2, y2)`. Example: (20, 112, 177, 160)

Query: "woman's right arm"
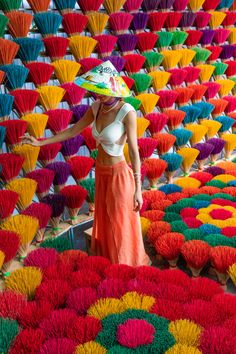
(21, 107, 94, 147)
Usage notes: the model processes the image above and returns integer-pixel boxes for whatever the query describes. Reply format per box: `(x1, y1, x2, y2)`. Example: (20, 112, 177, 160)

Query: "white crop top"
(91, 100, 135, 157)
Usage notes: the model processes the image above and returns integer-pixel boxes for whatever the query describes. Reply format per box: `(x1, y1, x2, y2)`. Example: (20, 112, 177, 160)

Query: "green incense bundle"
(131, 73, 152, 94)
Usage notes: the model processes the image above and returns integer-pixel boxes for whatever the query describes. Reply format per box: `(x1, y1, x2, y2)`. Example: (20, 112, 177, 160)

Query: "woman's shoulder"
(121, 102, 136, 114)
(91, 100, 101, 117)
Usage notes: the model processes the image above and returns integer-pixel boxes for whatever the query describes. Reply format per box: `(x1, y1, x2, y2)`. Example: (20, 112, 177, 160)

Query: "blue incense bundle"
(162, 152, 183, 172)
(60, 135, 84, 159)
(214, 115, 235, 133)
(132, 12, 149, 32)
(159, 183, 182, 194)
(180, 105, 202, 124)
(0, 94, 14, 120)
(14, 38, 43, 64)
(193, 102, 215, 120)
(171, 128, 193, 148)
(117, 34, 138, 54)
(0, 125, 6, 149)
(53, 0, 77, 13)
(217, 0, 234, 9)
(0, 64, 29, 91)
(71, 104, 90, 122)
(34, 12, 62, 37)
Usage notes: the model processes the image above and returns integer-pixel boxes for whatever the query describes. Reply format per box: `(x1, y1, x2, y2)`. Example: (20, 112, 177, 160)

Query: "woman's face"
(95, 94, 114, 103)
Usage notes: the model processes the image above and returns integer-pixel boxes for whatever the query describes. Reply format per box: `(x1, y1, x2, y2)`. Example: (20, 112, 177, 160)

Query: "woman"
(22, 61, 149, 266)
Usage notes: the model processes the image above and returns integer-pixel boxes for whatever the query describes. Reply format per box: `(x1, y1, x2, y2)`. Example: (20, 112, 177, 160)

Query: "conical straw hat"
(75, 60, 131, 97)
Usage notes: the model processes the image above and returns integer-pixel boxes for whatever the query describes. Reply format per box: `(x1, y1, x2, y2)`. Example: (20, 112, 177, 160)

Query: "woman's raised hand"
(21, 135, 42, 147)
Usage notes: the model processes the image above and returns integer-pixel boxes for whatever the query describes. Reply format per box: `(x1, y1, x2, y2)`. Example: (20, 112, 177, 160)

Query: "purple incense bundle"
(220, 45, 236, 60)
(60, 135, 84, 160)
(131, 12, 149, 33)
(213, 29, 230, 45)
(204, 166, 225, 176)
(195, 12, 211, 29)
(199, 29, 215, 46)
(206, 138, 225, 155)
(173, 0, 189, 11)
(117, 34, 138, 54)
(159, 0, 175, 10)
(194, 143, 214, 166)
(45, 162, 71, 190)
(179, 12, 196, 28)
(141, 0, 161, 12)
(102, 56, 125, 72)
(41, 194, 66, 218)
(71, 104, 90, 123)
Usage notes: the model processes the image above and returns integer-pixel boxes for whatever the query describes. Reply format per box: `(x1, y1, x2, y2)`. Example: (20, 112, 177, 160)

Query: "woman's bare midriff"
(96, 144, 126, 166)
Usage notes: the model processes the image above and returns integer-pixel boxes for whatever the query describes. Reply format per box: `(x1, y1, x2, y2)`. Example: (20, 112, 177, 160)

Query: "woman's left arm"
(124, 110, 143, 212)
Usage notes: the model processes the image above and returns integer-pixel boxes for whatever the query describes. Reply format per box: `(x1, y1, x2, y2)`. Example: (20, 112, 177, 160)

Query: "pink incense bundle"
(156, 90, 179, 111)
(93, 35, 117, 57)
(155, 232, 185, 268)
(164, 12, 182, 31)
(79, 58, 103, 74)
(203, 0, 220, 10)
(225, 60, 236, 77)
(26, 62, 54, 87)
(123, 0, 143, 12)
(60, 185, 87, 224)
(46, 109, 72, 134)
(0, 120, 27, 147)
(136, 32, 159, 53)
(153, 132, 176, 155)
(60, 83, 86, 107)
(195, 12, 212, 29)
(203, 82, 221, 99)
(22, 203, 52, 243)
(168, 68, 188, 88)
(43, 37, 69, 61)
(145, 112, 169, 135)
(10, 89, 39, 116)
(0, 190, 18, 222)
(0, 153, 24, 183)
(81, 127, 97, 152)
(148, 12, 168, 32)
(137, 137, 158, 160)
(62, 13, 88, 36)
(224, 96, 236, 114)
(26, 168, 55, 199)
(123, 54, 146, 74)
(189, 84, 208, 102)
(173, 0, 190, 11)
(175, 87, 194, 106)
(0, 231, 20, 276)
(228, 113, 236, 132)
(108, 12, 133, 35)
(205, 45, 222, 62)
(9, 328, 45, 353)
(184, 66, 201, 84)
(185, 30, 202, 46)
(208, 98, 228, 117)
(68, 156, 94, 183)
(213, 28, 230, 45)
(181, 240, 210, 277)
(165, 109, 186, 130)
(38, 142, 62, 166)
(143, 158, 167, 189)
(78, 0, 103, 13)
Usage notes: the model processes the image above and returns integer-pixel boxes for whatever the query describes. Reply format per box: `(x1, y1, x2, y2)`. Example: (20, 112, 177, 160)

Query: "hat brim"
(75, 77, 132, 98)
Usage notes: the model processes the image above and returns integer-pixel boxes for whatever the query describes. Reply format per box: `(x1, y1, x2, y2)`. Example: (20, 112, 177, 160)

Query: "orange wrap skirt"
(91, 160, 149, 266)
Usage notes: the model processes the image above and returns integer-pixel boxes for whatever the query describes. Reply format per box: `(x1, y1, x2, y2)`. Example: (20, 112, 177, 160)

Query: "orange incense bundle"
(27, 0, 50, 13)
(62, 13, 88, 36)
(208, 98, 229, 117)
(68, 156, 94, 183)
(0, 153, 24, 183)
(46, 109, 72, 134)
(165, 109, 186, 130)
(154, 133, 176, 156)
(155, 232, 185, 268)
(210, 246, 236, 285)
(181, 240, 210, 277)
(189, 84, 208, 103)
(138, 137, 158, 160)
(175, 87, 194, 106)
(6, 11, 33, 38)
(60, 185, 87, 224)
(43, 36, 69, 61)
(0, 38, 19, 65)
(143, 158, 167, 189)
(10, 89, 39, 116)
